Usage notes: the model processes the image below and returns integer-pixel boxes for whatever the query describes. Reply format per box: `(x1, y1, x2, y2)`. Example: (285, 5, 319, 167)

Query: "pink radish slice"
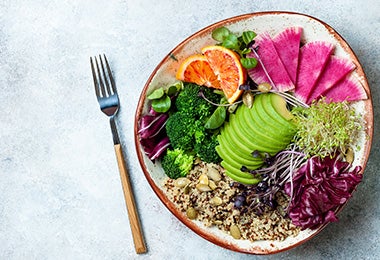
(321, 74, 368, 103)
(295, 41, 334, 102)
(273, 27, 302, 85)
(307, 56, 356, 104)
(248, 32, 294, 92)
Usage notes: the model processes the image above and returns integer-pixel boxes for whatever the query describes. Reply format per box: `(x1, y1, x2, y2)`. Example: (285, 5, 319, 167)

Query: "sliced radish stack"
(306, 56, 356, 104)
(247, 32, 294, 92)
(273, 26, 302, 85)
(321, 74, 368, 103)
(247, 27, 367, 104)
(295, 41, 334, 103)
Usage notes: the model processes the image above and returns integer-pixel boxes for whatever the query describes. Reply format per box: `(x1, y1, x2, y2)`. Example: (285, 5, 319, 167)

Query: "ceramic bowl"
(134, 12, 373, 254)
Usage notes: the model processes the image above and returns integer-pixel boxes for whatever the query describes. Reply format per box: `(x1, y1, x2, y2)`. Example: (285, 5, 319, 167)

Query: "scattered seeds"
(186, 207, 198, 219)
(230, 224, 241, 239)
(210, 196, 223, 206)
(242, 91, 254, 108)
(257, 83, 272, 93)
(174, 177, 190, 188)
(196, 183, 212, 192)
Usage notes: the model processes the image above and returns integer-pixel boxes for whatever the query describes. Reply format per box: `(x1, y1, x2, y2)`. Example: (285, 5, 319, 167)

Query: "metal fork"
(90, 54, 146, 254)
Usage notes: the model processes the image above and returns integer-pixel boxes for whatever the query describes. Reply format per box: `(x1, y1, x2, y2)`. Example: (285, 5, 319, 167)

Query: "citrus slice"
(202, 45, 246, 103)
(176, 54, 221, 89)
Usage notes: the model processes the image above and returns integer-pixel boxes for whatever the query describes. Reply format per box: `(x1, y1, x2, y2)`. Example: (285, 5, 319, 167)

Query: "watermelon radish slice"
(321, 74, 367, 103)
(307, 56, 356, 104)
(273, 27, 302, 84)
(248, 32, 294, 92)
(295, 41, 334, 102)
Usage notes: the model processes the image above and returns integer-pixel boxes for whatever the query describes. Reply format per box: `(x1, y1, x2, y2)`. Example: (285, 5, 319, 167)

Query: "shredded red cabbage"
(284, 155, 362, 230)
(138, 107, 170, 160)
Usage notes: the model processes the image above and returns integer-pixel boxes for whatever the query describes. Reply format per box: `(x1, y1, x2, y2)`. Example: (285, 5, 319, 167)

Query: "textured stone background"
(0, 0, 379, 259)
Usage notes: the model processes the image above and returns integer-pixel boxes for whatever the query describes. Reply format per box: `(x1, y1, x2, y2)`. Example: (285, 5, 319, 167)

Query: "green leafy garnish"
(152, 95, 171, 113)
(241, 31, 257, 45)
(240, 57, 258, 69)
(211, 27, 230, 42)
(148, 82, 183, 113)
(222, 34, 240, 50)
(292, 98, 362, 158)
(211, 26, 258, 69)
(205, 106, 227, 129)
(147, 88, 165, 100)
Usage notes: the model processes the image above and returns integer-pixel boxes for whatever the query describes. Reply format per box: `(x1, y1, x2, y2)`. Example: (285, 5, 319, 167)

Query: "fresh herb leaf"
(211, 27, 231, 42)
(211, 26, 257, 58)
(147, 88, 165, 100)
(152, 95, 171, 113)
(166, 85, 178, 96)
(222, 34, 239, 50)
(240, 57, 258, 69)
(241, 31, 257, 45)
(241, 48, 251, 55)
(205, 106, 227, 129)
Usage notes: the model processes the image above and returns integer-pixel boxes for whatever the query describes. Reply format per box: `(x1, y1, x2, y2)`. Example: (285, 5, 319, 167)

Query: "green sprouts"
(291, 98, 362, 158)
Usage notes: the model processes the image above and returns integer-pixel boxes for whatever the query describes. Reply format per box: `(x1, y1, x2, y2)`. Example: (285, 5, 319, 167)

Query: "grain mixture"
(163, 160, 300, 241)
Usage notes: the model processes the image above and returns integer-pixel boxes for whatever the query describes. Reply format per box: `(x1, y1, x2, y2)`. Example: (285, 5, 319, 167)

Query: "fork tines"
(90, 54, 117, 98)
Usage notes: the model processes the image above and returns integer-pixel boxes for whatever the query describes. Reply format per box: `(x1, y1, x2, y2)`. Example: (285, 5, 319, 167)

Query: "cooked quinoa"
(163, 160, 300, 241)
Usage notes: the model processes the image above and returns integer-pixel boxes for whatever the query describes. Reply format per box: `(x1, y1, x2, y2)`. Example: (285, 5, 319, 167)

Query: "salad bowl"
(134, 11, 373, 254)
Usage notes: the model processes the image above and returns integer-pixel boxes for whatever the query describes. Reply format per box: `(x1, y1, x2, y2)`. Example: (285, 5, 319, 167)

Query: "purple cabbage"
(284, 155, 362, 230)
(138, 107, 170, 160)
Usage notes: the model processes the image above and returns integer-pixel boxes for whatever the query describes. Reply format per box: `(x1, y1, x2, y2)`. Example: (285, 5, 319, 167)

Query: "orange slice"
(176, 54, 221, 89)
(202, 45, 246, 103)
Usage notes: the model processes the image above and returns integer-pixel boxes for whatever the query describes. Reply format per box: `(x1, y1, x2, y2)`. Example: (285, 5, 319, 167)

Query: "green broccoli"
(194, 133, 221, 163)
(161, 148, 194, 179)
(165, 111, 203, 151)
(165, 82, 223, 166)
(175, 83, 220, 120)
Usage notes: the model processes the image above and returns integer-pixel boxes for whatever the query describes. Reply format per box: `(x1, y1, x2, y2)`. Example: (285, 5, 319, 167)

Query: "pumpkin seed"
(210, 196, 223, 206)
(186, 207, 198, 219)
(207, 167, 221, 182)
(346, 147, 354, 164)
(242, 91, 254, 108)
(174, 177, 190, 188)
(198, 174, 209, 185)
(230, 224, 241, 239)
(208, 180, 217, 190)
(257, 83, 272, 93)
(196, 183, 212, 192)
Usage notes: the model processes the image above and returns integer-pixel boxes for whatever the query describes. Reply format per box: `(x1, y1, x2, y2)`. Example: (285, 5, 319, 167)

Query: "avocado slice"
(221, 160, 259, 179)
(215, 145, 263, 169)
(221, 161, 262, 185)
(218, 127, 268, 160)
(220, 123, 265, 155)
(234, 106, 290, 149)
(270, 93, 294, 121)
(228, 113, 282, 154)
(252, 94, 296, 138)
(260, 93, 296, 131)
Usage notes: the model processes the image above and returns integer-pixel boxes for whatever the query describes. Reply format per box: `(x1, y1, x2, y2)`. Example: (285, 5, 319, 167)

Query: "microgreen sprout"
(291, 98, 362, 158)
(232, 145, 306, 215)
(211, 26, 258, 69)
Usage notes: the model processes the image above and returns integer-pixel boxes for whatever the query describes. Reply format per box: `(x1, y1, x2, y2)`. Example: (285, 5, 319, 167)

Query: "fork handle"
(114, 144, 147, 254)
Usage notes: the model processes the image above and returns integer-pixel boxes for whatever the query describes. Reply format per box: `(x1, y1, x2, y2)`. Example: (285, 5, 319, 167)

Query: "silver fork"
(90, 54, 146, 254)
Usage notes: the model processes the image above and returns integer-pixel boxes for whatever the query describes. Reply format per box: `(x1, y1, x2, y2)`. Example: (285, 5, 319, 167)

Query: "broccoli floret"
(175, 83, 220, 119)
(165, 83, 223, 165)
(194, 133, 221, 163)
(161, 148, 194, 179)
(165, 111, 204, 151)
